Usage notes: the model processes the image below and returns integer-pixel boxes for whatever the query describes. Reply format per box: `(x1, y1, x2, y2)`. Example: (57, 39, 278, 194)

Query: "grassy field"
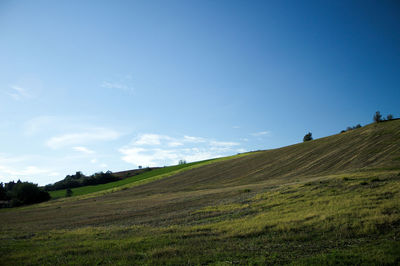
(1, 120, 400, 265)
(49, 160, 212, 199)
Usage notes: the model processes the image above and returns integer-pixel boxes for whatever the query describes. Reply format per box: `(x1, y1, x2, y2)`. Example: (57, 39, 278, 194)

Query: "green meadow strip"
(49, 152, 253, 201)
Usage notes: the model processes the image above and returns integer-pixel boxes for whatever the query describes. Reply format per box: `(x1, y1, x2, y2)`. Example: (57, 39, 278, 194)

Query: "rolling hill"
(1, 120, 399, 265)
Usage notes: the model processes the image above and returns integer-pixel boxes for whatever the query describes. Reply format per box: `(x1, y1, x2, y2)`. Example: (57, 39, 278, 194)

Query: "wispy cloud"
(7, 85, 31, 100)
(119, 133, 241, 167)
(24, 116, 57, 136)
(101, 81, 134, 93)
(73, 146, 95, 154)
(183, 135, 206, 143)
(0, 165, 54, 177)
(47, 128, 121, 149)
(251, 131, 270, 137)
(210, 140, 239, 147)
(0, 154, 59, 183)
(134, 134, 170, 146)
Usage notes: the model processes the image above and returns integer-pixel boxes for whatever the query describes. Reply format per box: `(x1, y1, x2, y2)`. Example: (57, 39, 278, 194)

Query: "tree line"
(304, 111, 396, 142)
(373, 111, 395, 123)
(44, 170, 118, 191)
(0, 181, 50, 208)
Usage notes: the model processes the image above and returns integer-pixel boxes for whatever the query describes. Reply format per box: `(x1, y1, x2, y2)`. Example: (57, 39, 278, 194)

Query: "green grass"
(1, 169, 399, 265)
(1, 120, 400, 265)
(49, 162, 204, 199)
(48, 151, 254, 200)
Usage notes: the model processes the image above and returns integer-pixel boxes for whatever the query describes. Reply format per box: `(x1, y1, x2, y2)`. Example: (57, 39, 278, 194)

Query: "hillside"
(1, 120, 400, 265)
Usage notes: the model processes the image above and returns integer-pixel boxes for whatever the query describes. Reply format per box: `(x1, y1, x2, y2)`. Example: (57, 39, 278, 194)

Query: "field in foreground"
(1, 120, 400, 265)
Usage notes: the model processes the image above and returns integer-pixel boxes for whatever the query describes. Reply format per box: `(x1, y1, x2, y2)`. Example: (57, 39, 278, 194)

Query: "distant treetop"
(373, 111, 382, 123)
(303, 132, 313, 142)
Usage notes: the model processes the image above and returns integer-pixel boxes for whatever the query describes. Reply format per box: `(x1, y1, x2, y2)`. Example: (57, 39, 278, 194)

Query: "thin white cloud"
(134, 134, 170, 146)
(168, 141, 184, 147)
(49, 172, 60, 177)
(46, 128, 121, 149)
(0, 165, 52, 177)
(251, 131, 270, 137)
(210, 140, 239, 147)
(7, 85, 31, 100)
(101, 81, 133, 92)
(119, 133, 241, 167)
(73, 146, 95, 154)
(0, 155, 59, 183)
(183, 135, 206, 143)
(119, 146, 216, 167)
(120, 147, 156, 167)
(24, 116, 57, 135)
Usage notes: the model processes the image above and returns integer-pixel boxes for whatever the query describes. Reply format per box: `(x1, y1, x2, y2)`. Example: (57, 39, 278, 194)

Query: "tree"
(179, 159, 187, 165)
(0, 183, 7, 200)
(65, 188, 73, 197)
(7, 182, 50, 207)
(373, 111, 382, 123)
(303, 132, 313, 142)
(387, 114, 394, 120)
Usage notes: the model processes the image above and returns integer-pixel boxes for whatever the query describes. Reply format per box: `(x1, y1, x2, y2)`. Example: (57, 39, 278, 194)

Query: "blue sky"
(0, 0, 399, 185)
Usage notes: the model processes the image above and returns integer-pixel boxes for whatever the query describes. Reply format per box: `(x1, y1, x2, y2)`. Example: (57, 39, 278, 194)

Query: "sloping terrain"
(1, 120, 399, 265)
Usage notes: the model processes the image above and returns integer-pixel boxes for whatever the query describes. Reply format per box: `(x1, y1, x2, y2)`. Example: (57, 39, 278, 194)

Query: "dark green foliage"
(342, 124, 362, 133)
(45, 170, 119, 191)
(65, 188, 73, 197)
(0, 183, 7, 200)
(303, 132, 313, 142)
(1, 181, 50, 207)
(179, 160, 187, 165)
(387, 114, 394, 120)
(373, 111, 382, 123)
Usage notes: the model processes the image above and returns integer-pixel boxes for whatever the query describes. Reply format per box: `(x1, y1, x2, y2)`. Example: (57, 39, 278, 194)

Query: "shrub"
(65, 188, 73, 197)
(303, 132, 313, 142)
(387, 114, 394, 120)
(7, 182, 50, 207)
(0, 183, 7, 200)
(373, 111, 382, 123)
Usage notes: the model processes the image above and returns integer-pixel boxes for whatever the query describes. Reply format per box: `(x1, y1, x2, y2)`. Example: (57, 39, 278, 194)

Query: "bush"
(65, 188, 73, 197)
(45, 170, 118, 191)
(387, 114, 394, 120)
(373, 111, 382, 123)
(342, 124, 362, 133)
(6, 182, 50, 207)
(303, 132, 313, 142)
(0, 183, 7, 200)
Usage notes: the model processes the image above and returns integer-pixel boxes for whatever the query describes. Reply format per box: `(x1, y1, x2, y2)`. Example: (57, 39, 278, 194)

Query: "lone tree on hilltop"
(373, 111, 382, 123)
(303, 132, 313, 142)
